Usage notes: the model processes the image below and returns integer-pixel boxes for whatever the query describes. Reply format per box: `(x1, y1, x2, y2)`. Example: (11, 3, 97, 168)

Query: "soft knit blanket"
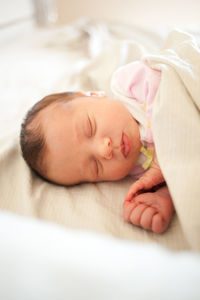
(147, 30, 200, 251)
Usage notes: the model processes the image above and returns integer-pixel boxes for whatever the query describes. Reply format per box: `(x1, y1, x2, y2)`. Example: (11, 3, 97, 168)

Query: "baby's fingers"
(152, 213, 166, 234)
(123, 201, 138, 222)
(129, 204, 147, 226)
(140, 207, 157, 230)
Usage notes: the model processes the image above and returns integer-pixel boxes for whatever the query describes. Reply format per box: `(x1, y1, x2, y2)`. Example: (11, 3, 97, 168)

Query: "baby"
(20, 60, 174, 234)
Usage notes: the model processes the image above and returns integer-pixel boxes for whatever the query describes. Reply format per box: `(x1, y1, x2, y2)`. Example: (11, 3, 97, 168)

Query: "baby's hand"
(123, 185, 174, 233)
(125, 153, 164, 202)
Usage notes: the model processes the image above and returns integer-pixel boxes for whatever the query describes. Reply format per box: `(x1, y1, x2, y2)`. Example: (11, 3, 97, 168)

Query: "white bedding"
(0, 19, 200, 298)
(0, 211, 200, 300)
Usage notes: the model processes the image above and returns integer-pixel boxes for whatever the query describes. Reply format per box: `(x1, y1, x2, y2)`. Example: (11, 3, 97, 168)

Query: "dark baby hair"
(20, 91, 80, 181)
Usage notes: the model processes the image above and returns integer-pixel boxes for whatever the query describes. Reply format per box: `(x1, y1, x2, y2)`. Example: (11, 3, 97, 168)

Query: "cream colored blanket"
(0, 20, 199, 251)
(147, 30, 200, 251)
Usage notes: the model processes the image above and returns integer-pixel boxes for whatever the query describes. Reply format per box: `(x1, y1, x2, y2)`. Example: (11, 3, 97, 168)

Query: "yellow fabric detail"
(147, 119, 151, 127)
(140, 146, 154, 170)
(141, 103, 146, 111)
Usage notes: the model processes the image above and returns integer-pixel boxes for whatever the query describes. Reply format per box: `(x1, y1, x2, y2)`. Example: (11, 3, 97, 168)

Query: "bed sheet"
(0, 19, 199, 251)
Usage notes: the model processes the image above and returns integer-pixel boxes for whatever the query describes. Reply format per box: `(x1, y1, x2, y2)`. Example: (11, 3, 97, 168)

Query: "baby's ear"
(77, 90, 106, 97)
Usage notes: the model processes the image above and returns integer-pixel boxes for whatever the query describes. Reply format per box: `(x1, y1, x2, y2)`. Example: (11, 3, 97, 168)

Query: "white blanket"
(146, 30, 200, 251)
(0, 211, 200, 300)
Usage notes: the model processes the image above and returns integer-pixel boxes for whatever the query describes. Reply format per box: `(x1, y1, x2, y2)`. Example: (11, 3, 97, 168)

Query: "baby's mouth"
(120, 132, 131, 158)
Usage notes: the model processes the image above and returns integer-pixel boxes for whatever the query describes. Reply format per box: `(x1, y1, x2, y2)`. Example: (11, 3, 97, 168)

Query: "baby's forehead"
(39, 101, 67, 123)
(39, 95, 111, 126)
(38, 100, 79, 142)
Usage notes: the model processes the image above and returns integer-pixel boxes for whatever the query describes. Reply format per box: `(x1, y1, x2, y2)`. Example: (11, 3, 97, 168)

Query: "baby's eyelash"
(87, 116, 93, 137)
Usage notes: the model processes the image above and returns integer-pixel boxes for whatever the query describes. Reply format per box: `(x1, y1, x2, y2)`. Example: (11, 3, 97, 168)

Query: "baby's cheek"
(106, 163, 131, 181)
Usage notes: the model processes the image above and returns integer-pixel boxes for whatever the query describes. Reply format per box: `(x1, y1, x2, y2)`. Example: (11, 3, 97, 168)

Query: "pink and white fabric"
(111, 60, 161, 178)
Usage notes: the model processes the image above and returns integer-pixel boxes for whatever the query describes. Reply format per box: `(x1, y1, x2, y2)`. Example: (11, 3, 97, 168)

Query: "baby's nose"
(100, 137, 113, 160)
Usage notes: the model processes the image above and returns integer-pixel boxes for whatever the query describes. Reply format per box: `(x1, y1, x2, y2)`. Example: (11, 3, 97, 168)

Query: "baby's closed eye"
(86, 115, 93, 137)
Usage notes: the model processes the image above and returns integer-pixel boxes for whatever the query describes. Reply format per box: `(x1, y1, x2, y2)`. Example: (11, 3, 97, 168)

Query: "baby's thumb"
(125, 187, 137, 202)
(125, 180, 146, 202)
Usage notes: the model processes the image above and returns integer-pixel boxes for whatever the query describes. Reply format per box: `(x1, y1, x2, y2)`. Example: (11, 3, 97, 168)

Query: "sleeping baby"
(20, 60, 174, 234)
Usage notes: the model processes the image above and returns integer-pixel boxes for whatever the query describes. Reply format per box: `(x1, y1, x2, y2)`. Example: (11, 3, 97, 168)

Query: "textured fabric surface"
(146, 30, 200, 251)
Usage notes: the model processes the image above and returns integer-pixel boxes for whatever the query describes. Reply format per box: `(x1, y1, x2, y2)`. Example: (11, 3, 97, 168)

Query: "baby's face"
(41, 95, 141, 185)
